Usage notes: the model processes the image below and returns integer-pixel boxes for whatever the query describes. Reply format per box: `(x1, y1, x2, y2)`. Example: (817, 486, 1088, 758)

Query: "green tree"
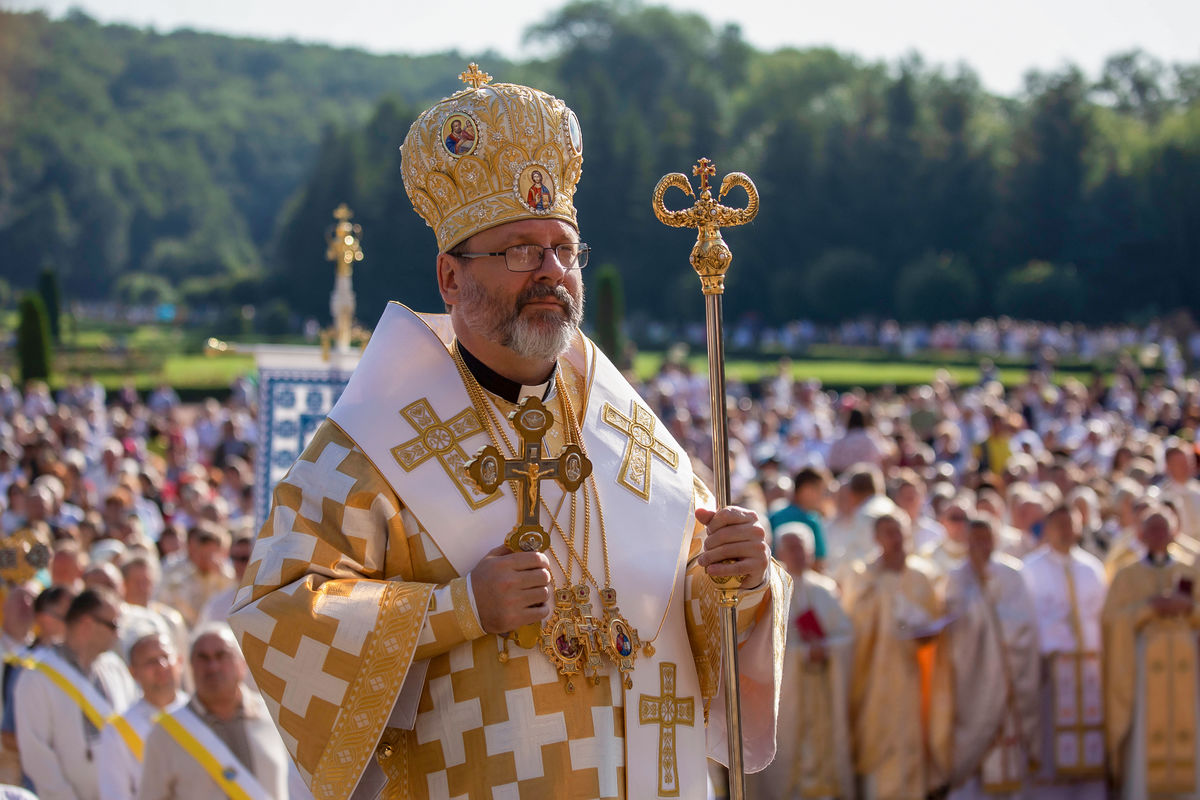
(113, 272, 178, 307)
(16, 292, 53, 383)
(36, 266, 62, 342)
(804, 249, 887, 322)
(896, 253, 979, 322)
(593, 264, 625, 365)
(996, 261, 1085, 321)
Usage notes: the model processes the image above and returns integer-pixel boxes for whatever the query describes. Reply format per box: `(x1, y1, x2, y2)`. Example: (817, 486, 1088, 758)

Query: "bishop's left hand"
(696, 506, 770, 591)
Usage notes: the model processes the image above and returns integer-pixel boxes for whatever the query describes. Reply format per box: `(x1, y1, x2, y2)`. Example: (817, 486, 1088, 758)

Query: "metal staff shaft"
(652, 158, 759, 800)
(706, 292, 747, 800)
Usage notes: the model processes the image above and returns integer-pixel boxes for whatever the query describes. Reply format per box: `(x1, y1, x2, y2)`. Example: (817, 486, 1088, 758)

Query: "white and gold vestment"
(229, 304, 789, 799)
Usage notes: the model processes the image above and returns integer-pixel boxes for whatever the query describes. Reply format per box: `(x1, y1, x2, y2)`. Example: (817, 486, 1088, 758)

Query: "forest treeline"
(1, 2, 1198, 328)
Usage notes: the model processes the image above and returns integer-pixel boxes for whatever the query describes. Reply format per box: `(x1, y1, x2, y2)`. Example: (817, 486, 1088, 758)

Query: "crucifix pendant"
(465, 396, 592, 554)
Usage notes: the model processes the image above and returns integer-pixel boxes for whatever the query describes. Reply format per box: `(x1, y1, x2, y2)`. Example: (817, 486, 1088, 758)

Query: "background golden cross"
(692, 158, 716, 193)
(458, 62, 492, 90)
(466, 396, 592, 553)
(638, 662, 696, 797)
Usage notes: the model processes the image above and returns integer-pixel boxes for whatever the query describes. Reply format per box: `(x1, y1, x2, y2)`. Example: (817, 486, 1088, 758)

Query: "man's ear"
(437, 252, 461, 307)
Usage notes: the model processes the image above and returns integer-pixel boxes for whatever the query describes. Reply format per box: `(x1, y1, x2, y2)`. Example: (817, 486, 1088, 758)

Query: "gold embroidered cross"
(466, 396, 592, 553)
(390, 399, 496, 510)
(458, 62, 492, 90)
(639, 662, 695, 797)
(602, 401, 679, 501)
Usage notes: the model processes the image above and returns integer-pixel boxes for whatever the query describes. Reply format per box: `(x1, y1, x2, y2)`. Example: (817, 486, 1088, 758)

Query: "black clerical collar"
(455, 341, 555, 404)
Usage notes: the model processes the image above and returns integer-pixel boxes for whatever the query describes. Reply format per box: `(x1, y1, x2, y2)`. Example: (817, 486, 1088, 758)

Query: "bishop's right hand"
(471, 545, 553, 634)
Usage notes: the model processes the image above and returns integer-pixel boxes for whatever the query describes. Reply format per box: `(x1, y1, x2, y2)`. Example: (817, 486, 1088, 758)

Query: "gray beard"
(456, 272, 585, 363)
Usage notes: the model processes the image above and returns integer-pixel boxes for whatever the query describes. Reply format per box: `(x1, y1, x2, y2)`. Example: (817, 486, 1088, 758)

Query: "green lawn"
(632, 352, 1030, 388)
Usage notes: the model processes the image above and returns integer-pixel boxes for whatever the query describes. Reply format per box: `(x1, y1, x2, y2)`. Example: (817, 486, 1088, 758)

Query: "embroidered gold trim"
(601, 400, 679, 501)
(638, 662, 696, 797)
(390, 398, 497, 511)
(310, 582, 432, 800)
(449, 577, 485, 640)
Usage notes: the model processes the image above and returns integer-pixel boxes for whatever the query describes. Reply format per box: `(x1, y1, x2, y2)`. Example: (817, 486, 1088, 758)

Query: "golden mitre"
(400, 63, 584, 252)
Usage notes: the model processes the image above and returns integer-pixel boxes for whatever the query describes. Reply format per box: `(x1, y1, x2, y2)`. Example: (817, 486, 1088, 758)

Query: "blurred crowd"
(638, 359, 1200, 799)
(1, 347, 1199, 798)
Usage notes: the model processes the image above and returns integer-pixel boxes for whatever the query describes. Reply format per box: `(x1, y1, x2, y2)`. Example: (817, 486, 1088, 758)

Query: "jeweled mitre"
(400, 64, 585, 252)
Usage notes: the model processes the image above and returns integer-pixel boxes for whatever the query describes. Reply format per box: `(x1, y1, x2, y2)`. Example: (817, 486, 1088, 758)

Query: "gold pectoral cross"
(639, 662, 696, 797)
(465, 396, 592, 554)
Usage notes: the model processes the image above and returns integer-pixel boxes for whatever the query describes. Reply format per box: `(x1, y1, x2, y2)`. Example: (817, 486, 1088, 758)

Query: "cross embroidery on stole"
(639, 662, 695, 797)
(601, 401, 679, 501)
(390, 398, 496, 510)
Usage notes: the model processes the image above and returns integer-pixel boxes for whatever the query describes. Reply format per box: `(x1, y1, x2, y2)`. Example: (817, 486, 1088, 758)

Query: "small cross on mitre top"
(459, 63, 492, 90)
(693, 158, 717, 193)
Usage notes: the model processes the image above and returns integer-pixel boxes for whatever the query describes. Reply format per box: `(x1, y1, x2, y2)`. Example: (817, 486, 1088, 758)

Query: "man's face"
(449, 219, 585, 363)
(875, 518, 906, 565)
(230, 541, 253, 581)
(191, 633, 244, 705)
(123, 563, 153, 605)
(966, 524, 994, 571)
(531, 171, 542, 185)
(130, 636, 181, 696)
(1139, 512, 1174, 554)
(1166, 451, 1193, 483)
(775, 533, 808, 576)
(86, 601, 121, 652)
(940, 503, 969, 543)
(191, 537, 226, 573)
(1043, 509, 1078, 551)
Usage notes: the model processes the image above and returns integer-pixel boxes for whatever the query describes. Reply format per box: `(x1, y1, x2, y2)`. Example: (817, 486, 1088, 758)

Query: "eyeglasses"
(453, 242, 590, 272)
(90, 613, 120, 632)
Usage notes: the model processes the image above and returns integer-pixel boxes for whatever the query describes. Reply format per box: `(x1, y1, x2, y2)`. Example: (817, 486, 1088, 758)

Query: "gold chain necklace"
(451, 344, 644, 688)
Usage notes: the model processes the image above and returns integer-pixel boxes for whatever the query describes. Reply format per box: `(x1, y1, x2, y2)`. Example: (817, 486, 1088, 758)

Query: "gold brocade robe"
(1102, 557, 1200, 797)
(748, 570, 853, 799)
(845, 558, 950, 800)
(939, 556, 1040, 794)
(229, 313, 790, 800)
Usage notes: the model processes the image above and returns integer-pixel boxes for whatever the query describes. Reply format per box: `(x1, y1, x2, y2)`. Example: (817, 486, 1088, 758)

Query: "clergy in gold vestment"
(845, 512, 950, 800)
(942, 517, 1040, 800)
(1102, 506, 1200, 799)
(749, 523, 853, 800)
(229, 66, 789, 800)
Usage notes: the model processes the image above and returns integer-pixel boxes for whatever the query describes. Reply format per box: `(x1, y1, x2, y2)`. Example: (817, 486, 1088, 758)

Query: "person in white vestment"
(943, 517, 1041, 800)
(825, 464, 896, 584)
(749, 523, 853, 799)
(1021, 505, 1107, 800)
(138, 625, 290, 800)
(96, 632, 187, 800)
(14, 587, 138, 800)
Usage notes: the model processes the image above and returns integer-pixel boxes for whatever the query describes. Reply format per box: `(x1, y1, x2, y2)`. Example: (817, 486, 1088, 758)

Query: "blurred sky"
(4, 0, 1199, 95)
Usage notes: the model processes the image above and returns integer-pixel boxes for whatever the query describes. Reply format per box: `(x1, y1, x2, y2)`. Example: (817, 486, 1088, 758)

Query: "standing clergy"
(749, 523, 853, 799)
(138, 625, 291, 800)
(14, 587, 138, 800)
(1021, 505, 1108, 800)
(96, 631, 188, 800)
(228, 65, 788, 800)
(844, 512, 949, 800)
(942, 517, 1041, 799)
(1102, 505, 1200, 798)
